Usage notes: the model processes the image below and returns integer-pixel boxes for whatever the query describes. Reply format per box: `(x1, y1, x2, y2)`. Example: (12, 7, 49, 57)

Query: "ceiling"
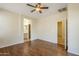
(0, 3, 67, 19)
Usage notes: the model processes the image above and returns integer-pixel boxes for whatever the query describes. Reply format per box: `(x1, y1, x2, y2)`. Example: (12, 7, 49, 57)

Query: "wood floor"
(0, 39, 77, 56)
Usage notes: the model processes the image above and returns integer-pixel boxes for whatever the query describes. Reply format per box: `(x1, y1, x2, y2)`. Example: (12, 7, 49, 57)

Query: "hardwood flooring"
(0, 39, 77, 56)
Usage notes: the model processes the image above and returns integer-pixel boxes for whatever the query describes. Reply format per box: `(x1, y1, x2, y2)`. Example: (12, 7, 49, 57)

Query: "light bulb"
(36, 8, 41, 11)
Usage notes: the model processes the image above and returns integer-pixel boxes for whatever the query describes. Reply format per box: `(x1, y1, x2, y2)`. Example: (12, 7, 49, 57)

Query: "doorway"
(24, 18, 31, 42)
(57, 21, 65, 48)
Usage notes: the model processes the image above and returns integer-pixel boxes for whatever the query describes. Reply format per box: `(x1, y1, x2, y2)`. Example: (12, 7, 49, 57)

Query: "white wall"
(68, 4, 79, 55)
(31, 19, 39, 40)
(35, 11, 67, 43)
(0, 9, 24, 48)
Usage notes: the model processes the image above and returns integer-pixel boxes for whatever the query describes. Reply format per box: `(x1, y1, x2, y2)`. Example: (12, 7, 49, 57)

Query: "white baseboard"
(0, 41, 24, 48)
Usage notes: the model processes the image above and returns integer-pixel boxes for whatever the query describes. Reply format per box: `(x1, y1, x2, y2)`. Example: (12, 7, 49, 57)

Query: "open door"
(57, 21, 65, 48)
(28, 24, 31, 40)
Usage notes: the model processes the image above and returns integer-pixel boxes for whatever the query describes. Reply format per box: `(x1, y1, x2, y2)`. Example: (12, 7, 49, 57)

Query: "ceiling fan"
(26, 3, 49, 13)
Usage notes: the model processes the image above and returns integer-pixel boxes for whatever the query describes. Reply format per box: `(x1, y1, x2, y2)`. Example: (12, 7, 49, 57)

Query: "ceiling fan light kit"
(36, 8, 41, 11)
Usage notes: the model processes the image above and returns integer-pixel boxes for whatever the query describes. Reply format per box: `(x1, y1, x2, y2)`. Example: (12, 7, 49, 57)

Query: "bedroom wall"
(68, 4, 79, 55)
(0, 8, 39, 48)
(35, 11, 67, 43)
(0, 9, 24, 48)
(31, 19, 39, 40)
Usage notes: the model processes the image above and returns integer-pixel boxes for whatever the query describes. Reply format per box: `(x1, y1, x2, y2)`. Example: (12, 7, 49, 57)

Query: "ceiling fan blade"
(31, 9, 36, 12)
(40, 7, 48, 9)
(35, 3, 41, 7)
(27, 4, 35, 8)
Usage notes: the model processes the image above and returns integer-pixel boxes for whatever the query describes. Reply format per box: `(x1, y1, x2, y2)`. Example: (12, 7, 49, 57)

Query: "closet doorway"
(57, 21, 65, 48)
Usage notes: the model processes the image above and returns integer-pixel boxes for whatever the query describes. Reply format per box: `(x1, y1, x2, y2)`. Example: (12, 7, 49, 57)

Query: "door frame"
(65, 19, 68, 51)
(57, 20, 68, 51)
